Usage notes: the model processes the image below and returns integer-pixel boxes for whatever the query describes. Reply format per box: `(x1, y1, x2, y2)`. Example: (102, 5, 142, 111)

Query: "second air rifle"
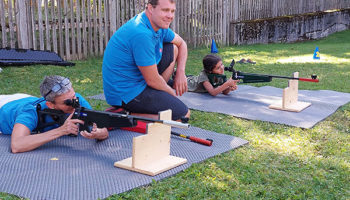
(224, 59, 319, 83)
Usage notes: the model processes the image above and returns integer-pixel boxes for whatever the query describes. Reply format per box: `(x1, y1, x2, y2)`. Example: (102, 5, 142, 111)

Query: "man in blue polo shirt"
(0, 75, 109, 153)
(102, 0, 190, 121)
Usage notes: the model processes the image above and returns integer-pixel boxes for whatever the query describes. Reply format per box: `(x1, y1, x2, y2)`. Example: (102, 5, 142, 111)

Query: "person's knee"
(161, 45, 177, 81)
(173, 107, 190, 121)
(168, 44, 178, 69)
(184, 109, 190, 119)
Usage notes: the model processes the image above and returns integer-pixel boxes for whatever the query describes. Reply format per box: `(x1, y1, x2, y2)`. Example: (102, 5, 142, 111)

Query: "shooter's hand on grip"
(60, 111, 84, 136)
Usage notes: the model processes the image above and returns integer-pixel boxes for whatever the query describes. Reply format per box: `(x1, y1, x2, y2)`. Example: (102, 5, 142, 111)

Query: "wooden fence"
(1, 0, 350, 60)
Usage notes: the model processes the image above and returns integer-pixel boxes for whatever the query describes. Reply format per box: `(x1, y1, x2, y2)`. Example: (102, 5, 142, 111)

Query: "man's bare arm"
(171, 33, 188, 96)
(138, 64, 176, 96)
(11, 112, 83, 153)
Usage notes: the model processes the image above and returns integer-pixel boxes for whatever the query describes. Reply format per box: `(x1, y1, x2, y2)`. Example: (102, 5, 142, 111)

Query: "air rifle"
(36, 98, 213, 146)
(37, 98, 189, 132)
(224, 59, 319, 83)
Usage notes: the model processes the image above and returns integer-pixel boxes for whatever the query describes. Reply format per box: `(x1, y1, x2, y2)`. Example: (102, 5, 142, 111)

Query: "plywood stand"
(114, 110, 187, 176)
(269, 72, 311, 112)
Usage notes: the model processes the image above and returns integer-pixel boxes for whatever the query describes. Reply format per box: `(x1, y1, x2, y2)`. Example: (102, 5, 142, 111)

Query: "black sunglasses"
(43, 78, 70, 100)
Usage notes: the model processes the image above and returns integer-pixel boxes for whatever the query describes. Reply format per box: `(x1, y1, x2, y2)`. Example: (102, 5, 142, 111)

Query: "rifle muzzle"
(162, 120, 190, 129)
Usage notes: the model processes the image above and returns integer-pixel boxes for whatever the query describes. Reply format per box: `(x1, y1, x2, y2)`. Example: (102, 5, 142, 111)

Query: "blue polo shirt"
(102, 11, 175, 106)
(0, 93, 91, 135)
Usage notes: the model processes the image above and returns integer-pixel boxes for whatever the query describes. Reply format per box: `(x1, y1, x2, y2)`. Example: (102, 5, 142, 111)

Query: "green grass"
(1, 30, 350, 200)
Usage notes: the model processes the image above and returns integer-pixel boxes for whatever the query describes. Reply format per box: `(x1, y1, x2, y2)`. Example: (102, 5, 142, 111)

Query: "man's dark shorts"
(122, 43, 188, 120)
(122, 86, 188, 120)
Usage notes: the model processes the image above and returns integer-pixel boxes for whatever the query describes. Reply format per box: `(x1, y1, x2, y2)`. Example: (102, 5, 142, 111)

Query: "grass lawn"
(1, 30, 349, 199)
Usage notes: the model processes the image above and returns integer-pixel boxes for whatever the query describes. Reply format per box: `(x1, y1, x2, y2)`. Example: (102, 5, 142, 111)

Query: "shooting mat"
(0, 127, 248, 200)
(0, 48, 74, 66)
(88, 85, 350, 128)
(178, 85, 350, 128)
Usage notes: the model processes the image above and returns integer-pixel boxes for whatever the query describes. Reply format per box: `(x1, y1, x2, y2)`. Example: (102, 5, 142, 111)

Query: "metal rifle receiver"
(224, 58, 235, 72)
(224, 59, 243, 80)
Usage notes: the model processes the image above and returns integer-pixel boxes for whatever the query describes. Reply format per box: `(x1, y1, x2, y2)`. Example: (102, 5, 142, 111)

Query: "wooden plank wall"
(229, 0, 350, 22)
(171, 0, 227, 48)
(0, 0, 350, 60)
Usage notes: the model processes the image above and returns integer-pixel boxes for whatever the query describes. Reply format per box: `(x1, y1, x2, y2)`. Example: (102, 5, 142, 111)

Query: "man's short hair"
(148, 0, 176, 7)
(40, 75, 72, 102)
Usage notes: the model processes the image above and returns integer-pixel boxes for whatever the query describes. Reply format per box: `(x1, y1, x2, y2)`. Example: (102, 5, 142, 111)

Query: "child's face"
(211, 61, 224, 75)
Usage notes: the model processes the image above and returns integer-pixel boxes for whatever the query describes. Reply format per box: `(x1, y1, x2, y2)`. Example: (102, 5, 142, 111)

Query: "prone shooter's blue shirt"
(102, 11, 175, 106)
(0, 93, 91, 135)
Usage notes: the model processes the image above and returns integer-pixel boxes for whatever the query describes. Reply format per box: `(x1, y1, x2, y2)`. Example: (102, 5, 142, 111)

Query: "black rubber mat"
(0, 48, 74, 66)
(0, 126, 248, 200)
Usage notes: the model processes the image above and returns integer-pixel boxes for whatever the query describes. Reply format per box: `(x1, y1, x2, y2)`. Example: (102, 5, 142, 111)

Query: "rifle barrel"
(119, 114, 190, 129)
(241, 72, 319, 83)
(269, 75, 319, 82)
(298, 77, 319, 82)
(162, 120, 190, 129)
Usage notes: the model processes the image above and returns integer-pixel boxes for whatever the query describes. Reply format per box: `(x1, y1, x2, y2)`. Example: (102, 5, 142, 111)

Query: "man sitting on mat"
(102, 0, 190, 121)
(0, 75, 108, 153)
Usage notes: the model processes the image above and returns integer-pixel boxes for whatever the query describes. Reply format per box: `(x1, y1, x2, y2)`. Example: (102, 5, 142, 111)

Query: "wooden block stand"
(269, 72, 311, 112)
(114, 110, 187, 176)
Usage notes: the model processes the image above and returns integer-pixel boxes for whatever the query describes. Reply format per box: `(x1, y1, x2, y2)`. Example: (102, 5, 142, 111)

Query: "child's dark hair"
(202, 54, 222, 73)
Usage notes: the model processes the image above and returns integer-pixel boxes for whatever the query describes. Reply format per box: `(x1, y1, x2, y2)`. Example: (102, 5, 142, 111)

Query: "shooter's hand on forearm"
(222, 78, 239, 95)
(80, 123, 109, 140)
